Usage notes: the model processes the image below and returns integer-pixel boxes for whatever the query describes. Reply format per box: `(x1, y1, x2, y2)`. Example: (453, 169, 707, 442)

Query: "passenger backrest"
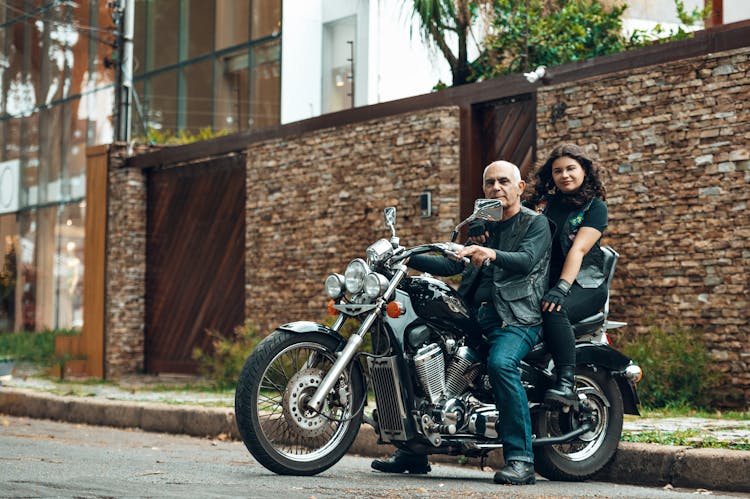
(600, 246, 619, 317)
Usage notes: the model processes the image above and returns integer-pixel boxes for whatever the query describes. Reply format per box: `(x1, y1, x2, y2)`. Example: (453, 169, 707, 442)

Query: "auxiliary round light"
(325, 273, 346, 299)
(363, 272, 389, 300)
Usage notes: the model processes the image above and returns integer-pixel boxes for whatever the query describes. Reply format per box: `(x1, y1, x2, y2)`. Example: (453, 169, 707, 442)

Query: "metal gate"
(144, 154, 245, 374)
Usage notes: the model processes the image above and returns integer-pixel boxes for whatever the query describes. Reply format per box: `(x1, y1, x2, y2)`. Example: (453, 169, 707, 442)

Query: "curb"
(2, 387, 748, 493)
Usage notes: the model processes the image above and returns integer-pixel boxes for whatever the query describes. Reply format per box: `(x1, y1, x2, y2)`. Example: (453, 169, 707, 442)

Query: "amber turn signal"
(327, 299, 339, 316)
(386, 301, 403, 318)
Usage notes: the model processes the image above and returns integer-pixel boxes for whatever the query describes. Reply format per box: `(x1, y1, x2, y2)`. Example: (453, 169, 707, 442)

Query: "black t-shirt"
(546, 196, 608, 282)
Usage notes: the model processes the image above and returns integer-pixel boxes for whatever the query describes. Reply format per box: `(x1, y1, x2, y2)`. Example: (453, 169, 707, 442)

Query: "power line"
(0, 0, 117, 47)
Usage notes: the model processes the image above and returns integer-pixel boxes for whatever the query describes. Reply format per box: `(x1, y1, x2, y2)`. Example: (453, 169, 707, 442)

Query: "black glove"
(467, 220, 487, 238)
(543, 279, 571, 310)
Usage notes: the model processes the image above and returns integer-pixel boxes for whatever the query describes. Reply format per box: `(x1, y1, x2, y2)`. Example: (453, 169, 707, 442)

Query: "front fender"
(277, 320, 347, 343)
(576, 343, 641, 416)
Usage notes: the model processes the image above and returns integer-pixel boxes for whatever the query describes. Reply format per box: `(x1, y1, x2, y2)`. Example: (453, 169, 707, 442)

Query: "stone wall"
(245, 107, 461, 333)
(537, 47, 750, 406)
(105, 148, 147, 377)
(103, 45, 749, 406)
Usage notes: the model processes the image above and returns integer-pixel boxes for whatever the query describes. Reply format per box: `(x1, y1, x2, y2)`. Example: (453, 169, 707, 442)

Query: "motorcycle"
(234, 199, 642, 480)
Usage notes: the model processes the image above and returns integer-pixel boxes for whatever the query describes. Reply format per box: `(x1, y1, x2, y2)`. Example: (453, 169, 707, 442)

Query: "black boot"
(371, 449, 431, 474)
(493, 460, 536, 485)
(545, 365, 578, 406)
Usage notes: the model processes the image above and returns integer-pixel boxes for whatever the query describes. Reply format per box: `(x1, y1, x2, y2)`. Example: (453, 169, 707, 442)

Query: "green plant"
(192, 321, 262, 390)
(621, 429, 750, 451)
(137, 126, 231, 145)
(0, 329, 57, 365)
(618, 324, 722, 410)
(478, 0, 629, 78)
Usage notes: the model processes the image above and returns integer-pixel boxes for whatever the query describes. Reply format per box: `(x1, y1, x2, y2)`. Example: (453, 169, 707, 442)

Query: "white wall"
(366, 0, 451, 104)
(281, 0, 323, 123)
(281, 0, 452, 124)
(724, 0, 750, 24)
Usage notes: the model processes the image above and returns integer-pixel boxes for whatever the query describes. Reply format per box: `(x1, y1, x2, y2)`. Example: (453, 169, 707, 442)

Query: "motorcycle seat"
(572, 312, 605, 337)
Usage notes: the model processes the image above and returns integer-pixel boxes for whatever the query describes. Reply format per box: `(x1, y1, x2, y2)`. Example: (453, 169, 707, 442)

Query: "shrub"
(618, 324, 722, 409)
(192, 321, 262, 390)
(0, 329, 77, 366)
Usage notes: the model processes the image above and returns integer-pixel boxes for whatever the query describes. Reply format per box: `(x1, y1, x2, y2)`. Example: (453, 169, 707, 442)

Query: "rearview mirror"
(451, 199, 503, 242)
(384, 207, 396, 228)
(473, 198, 503, 222)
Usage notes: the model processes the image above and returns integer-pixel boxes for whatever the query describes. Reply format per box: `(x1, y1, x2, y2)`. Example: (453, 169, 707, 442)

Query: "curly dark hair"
(527, 144, 606, 207)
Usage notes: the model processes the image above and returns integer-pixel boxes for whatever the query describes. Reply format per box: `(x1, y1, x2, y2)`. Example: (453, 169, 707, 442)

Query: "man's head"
(482, 161, 525, 220)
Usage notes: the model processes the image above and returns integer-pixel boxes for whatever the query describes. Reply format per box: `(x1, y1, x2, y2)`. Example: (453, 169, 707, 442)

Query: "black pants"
(542, 282, 607, 367)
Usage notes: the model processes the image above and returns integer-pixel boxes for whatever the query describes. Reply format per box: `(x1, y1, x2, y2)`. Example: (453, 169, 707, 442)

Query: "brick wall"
(105, 147, 147, 377)
(245, 107, 462, 333)
(537, 47, 750, 406)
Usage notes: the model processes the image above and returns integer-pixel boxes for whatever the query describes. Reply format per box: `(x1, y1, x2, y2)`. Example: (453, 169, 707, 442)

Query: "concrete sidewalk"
(1, 385, 749, 494)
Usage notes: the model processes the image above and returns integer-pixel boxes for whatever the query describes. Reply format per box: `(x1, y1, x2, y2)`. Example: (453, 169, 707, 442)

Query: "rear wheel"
(234, 330, 365, 475)
(533, 366, 624, 481)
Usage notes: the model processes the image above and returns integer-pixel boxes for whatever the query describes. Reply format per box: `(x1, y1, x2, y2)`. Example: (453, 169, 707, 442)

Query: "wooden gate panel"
(474, 93, 537, 190)
(145, 155, 245, 374)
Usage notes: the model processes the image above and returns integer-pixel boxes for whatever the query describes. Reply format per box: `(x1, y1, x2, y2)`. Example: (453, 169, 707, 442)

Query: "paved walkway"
(4, 374, 749, 445)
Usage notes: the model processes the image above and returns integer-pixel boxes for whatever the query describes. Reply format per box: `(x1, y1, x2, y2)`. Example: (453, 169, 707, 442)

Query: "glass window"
(0, 214, 19, 332)
(144, 70, 178, 132)
(147, 0, 180, 70)
(215, 47, 248, 134)
(133, 0, 147, 76)
(18, 209, 36, 331)
(251, 0, 281, 39)
(21, 114, 39, 207)
(66, 98, 87, 198)
(56, 202, 84, 329)
(214, 0, 249, 50)
(188, 0, 216, 59)
(39, 106, 63, 203)
(2, 118, 21, 161)
(322, 17, 356, 114)
(59, 1, 88, 101)
(184, 59, 214, 132)
(249, 40, 280, 129)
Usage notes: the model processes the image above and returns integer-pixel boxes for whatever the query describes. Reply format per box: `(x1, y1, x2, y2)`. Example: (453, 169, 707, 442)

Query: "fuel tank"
(399, 275, 478, 333)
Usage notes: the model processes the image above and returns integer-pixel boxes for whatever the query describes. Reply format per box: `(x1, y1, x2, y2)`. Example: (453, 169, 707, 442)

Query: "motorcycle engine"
(411, 338, 489, 435)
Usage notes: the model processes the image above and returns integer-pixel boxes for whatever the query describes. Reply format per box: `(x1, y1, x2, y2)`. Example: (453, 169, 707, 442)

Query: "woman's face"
(551, 156, 585, 194)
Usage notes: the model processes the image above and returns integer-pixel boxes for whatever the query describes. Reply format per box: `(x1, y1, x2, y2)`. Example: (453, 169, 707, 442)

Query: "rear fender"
(576, 343, 641, 416)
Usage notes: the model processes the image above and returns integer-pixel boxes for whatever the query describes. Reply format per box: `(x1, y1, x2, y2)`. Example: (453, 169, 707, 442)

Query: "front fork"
(306, 264, 407, 412)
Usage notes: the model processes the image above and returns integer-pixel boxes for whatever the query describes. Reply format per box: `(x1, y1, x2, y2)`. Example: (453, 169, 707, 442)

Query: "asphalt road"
(1, 416, 748, 499)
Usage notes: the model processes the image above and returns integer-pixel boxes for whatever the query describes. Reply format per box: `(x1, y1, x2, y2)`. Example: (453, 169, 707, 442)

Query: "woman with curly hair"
(528, 144, 608, 406)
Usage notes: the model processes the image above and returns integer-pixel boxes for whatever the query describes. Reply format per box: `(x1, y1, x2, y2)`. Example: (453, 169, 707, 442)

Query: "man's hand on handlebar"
(457, 245, 496, 268)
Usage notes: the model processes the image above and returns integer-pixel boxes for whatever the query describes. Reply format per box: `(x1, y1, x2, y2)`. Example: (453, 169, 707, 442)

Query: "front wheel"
(234, 330, 365, 475)
(533, 366, 624, 481)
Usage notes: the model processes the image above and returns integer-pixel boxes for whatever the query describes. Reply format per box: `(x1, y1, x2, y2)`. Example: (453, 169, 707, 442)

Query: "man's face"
(483, 162, 525, 212)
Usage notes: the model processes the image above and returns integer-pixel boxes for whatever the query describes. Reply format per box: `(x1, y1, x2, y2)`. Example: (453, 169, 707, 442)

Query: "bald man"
(372, 161, 551, 485)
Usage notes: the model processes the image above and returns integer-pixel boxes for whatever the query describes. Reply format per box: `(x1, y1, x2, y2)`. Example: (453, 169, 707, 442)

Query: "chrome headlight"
(344, 258, 370, 294)
(325, 273, 346, 299)
(363, 272, 389, 300)
(366, 239, 394, 266)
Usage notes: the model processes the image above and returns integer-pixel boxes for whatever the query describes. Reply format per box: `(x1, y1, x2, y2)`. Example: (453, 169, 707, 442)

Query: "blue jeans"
(478, 304, 541, 464)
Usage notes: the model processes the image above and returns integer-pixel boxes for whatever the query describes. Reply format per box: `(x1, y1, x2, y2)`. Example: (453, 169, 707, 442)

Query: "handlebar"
(391, 243, 470, 266)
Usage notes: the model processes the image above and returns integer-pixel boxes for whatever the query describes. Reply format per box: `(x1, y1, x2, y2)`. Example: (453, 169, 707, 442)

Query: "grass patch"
(637, 404, 750, 421)
(621, 429, 750, 451)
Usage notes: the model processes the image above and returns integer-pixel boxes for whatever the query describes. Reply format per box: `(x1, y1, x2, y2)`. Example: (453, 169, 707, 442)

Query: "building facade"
(1, 0, 749, 336)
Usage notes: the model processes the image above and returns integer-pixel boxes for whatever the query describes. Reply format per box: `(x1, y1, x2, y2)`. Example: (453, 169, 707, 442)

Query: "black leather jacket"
(409, 206, 551, 327)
